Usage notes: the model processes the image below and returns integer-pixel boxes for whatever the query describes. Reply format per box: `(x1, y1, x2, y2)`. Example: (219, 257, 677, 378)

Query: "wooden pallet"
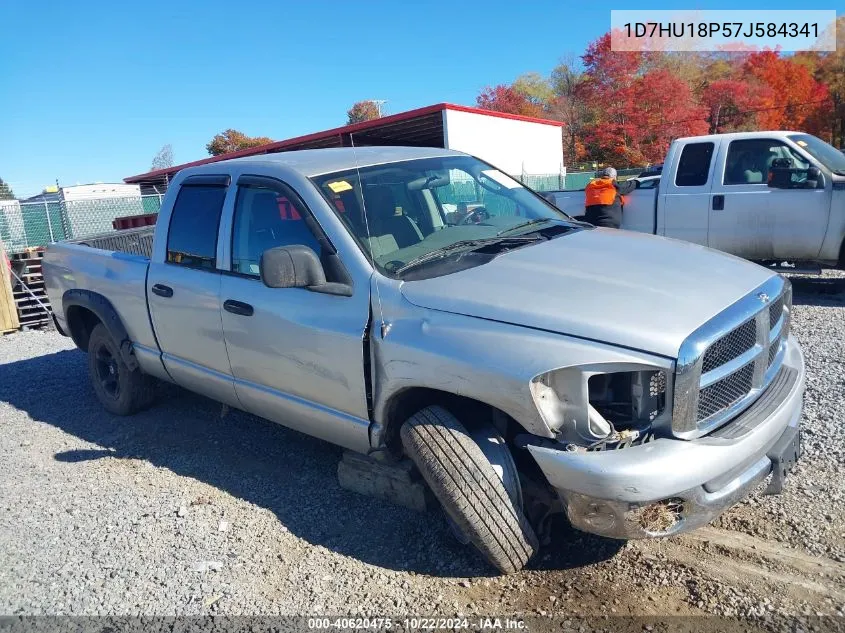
(1, 241, 21, 333)
(9, 248, 52, 329)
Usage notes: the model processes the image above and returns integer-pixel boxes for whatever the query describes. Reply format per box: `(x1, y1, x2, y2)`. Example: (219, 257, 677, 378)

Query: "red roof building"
(125, 103, 565, 193)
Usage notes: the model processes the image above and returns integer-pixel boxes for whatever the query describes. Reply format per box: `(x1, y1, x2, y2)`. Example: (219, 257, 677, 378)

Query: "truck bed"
(43, 230, 160, 355)
(546, 188, 658, 234)
(71, 225, 155, 259)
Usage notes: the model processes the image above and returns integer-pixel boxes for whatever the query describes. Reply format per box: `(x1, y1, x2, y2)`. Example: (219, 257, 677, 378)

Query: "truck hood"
(399, 228, 775, 358)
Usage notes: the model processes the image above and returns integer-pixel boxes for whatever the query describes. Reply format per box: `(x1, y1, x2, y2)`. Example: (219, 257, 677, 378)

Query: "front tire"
(87, 323, 154, 416)
(400, 405, 538, 573)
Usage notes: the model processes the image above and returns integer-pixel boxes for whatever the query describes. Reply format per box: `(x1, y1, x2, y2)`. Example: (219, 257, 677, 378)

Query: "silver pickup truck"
(44, 147, 804, 573)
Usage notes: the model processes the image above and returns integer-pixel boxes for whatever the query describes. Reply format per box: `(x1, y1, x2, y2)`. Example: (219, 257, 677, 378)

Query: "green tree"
(0, 178, 15, 200)
(512, 72, 554, 107)
(206, 129, 274, 156)
(346, 101, 382, 124)
(548, 57, 588, 164)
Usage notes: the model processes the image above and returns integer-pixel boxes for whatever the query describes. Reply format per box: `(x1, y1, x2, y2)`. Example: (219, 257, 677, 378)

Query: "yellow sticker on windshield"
(796, 140, 808, 147)
(327, 180, 353, 193)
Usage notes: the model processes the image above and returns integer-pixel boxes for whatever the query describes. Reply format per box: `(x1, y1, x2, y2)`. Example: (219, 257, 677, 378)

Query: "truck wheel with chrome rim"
(87, 323, 155, 416)
(400, 405, 538, 573)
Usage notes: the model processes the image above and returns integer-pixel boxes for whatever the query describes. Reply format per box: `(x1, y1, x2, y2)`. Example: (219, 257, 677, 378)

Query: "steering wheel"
(460, 207, 490, 225)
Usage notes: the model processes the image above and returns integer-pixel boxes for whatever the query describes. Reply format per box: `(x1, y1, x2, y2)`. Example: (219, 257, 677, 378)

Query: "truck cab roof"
(179, 146, 465, 180)
(674, 131, 803, 144)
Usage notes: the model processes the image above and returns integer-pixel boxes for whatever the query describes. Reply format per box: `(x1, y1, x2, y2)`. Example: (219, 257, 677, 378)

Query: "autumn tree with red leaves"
(577, 33, 643, 164)
(476, 84, 543, 118)
(346, 101, 382, 124)
(206, 129, 273, 156)
(700, 78, 771, 133)
(473, 26, 843, 167)
(743, 51, 831, 134)
(627, 70, 709, 163)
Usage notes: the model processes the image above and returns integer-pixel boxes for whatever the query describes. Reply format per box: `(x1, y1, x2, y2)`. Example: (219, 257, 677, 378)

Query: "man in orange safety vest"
(583, 167, 635, 229)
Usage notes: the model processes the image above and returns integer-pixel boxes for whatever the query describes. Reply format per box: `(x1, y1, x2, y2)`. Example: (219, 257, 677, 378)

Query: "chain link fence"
(0, 195, 164, 252)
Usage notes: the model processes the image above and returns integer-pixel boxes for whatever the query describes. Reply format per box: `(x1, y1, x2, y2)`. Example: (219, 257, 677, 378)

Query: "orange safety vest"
(584, 177, 618, 207)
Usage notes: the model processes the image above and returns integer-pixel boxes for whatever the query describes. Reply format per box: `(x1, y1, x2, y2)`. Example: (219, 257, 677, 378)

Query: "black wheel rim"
(94, 344, 121, 399)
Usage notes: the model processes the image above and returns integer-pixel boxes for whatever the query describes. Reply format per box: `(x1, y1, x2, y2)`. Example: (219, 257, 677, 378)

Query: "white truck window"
(166, 185, 227, 269)
(675, 142, 714, 187)
(231, 185, 322, 277)
(724, 139, 809, 186)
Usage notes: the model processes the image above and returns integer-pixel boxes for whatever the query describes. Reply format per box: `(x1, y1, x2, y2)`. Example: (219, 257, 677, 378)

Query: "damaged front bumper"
(526, 335, 805, 540)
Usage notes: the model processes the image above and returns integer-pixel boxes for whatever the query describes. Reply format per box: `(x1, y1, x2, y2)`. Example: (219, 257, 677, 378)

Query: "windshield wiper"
(496, 218, 557, 236)
(395, 236, 540, 276)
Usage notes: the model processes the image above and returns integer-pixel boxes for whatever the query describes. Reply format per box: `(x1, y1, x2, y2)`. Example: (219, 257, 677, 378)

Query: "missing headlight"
(588, 369, 666, 432)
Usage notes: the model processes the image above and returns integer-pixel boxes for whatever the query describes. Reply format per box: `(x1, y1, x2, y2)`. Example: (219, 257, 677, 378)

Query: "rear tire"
(87, 323, 155, 416)
(400, 405, 538, 574)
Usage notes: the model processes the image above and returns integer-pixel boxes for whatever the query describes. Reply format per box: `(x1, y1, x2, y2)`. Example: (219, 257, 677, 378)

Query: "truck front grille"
(701, 318, 757, 374)
(769, 296, 784, 329)
(697, 362, 755, 421)
(672, 277, 791, 439)
(768, 335, 782, 367)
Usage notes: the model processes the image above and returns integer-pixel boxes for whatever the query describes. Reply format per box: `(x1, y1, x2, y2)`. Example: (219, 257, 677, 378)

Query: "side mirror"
(768, 165, 824, 190)
(260, 245, 325, 289)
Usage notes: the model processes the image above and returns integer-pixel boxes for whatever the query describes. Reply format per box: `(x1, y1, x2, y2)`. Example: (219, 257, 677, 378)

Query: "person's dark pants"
(584, 203, 621, 229)
(589, 217, 620, 228)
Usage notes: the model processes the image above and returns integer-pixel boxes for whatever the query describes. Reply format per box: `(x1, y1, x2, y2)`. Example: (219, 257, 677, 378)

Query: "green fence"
(559, 168, 644, 191)
(0, 195, 163, 252)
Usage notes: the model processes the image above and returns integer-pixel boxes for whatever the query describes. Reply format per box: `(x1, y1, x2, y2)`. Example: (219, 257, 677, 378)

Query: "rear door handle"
(712, 194, 725, 211)
(151, 284, 173, 298)
(223, 299, 254, 317)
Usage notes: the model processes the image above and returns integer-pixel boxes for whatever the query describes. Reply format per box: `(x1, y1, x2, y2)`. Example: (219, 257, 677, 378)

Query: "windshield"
(311, 155, 576, 278)
(788, 134, 845, 175)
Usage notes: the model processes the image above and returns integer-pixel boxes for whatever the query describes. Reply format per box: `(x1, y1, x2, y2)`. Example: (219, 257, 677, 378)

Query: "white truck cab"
(550, 132, 845, 268)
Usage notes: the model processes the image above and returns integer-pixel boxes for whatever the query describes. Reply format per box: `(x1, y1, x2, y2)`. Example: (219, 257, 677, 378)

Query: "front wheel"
(87, 323, 155, 416)
(400, 405, 538, 573)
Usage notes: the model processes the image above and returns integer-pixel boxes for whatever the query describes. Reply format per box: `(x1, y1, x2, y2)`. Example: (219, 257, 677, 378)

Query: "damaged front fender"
(367, 278, 672, 450)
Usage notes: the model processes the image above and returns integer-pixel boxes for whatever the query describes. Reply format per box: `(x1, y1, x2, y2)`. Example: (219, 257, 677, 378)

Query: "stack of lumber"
(0, 242, 21, 334)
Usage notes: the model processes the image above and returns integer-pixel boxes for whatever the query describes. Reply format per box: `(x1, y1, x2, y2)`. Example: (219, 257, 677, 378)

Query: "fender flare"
(62, 289, 139, 371)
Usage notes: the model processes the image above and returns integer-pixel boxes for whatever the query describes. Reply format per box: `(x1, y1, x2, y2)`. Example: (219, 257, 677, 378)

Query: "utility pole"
(372, 100, 387, 117)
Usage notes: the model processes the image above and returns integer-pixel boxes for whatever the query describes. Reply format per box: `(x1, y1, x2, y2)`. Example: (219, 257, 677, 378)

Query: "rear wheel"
(400, 405, 538, 573)
(87, 323, 155, 415)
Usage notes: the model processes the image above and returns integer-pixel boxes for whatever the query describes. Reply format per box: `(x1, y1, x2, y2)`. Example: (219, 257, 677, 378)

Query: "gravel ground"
(1, 271, 844, 623)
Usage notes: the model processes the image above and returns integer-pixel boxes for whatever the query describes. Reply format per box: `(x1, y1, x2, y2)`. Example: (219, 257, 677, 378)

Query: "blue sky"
(1, 0, 841, 197)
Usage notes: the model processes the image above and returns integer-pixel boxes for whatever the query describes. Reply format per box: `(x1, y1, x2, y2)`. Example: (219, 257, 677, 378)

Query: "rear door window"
(675, 142, 715, 187)
(166, 184, 227, 269)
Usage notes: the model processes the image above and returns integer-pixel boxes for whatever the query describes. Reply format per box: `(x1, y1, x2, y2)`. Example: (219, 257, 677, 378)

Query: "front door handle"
(151, 284, 173, 298)
(712, 194, 725, 211)
(223, 299, 254, 317)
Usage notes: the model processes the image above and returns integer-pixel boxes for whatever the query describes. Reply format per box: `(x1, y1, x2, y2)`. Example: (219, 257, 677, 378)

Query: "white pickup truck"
(547, 131, 845, 268)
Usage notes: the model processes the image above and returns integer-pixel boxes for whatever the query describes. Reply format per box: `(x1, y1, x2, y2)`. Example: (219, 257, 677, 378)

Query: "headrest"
(363, 186, 397, 218)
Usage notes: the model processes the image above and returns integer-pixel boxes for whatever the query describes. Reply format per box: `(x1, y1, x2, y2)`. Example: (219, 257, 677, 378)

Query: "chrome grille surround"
(672, 276, 792, 439)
